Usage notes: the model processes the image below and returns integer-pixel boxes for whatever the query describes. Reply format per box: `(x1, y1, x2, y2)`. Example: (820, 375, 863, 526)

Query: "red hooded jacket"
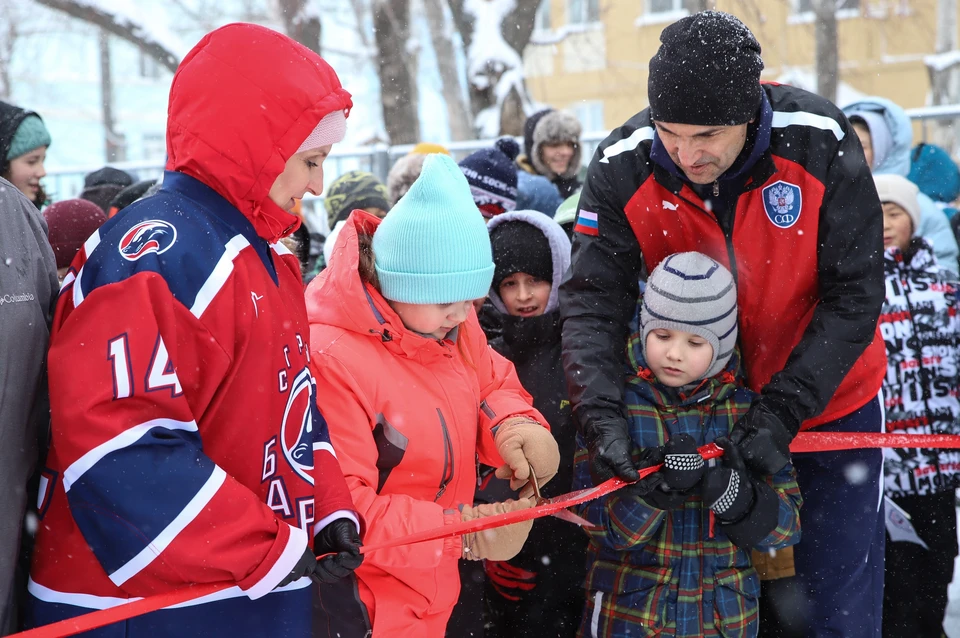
(306, 213, 547, 636)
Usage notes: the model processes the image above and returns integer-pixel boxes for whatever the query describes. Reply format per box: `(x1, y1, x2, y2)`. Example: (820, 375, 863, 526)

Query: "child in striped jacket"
(574, 252, 802, 638)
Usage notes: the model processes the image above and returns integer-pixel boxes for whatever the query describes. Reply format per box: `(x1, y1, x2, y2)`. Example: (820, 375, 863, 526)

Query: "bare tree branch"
(34, 0, 180, 73)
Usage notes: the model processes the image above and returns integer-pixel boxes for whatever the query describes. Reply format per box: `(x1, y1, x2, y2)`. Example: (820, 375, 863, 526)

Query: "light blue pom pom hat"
(373, 153, 495, 304)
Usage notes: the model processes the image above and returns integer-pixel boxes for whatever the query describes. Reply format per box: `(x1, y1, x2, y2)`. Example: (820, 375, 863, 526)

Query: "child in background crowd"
(479, 210, 587, 637)
(321, 169, 390, 270)
(306, 153, 560, 637)
(0, 101, 51, 209)
(574, 252, 802, 638)
(41, 198, 106, 283)
(874, 173, 960, 637)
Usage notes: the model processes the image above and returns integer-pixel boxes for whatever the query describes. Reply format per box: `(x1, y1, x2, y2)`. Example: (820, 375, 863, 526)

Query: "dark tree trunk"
(277, 0, 322, 55)
(374, 0, 420, 144)
(424, 0, 473, 139)
(35, 0, 179, 73)
(813, 0, 838, 105)
(99, 30, 124, 161)
(447, 0, 543, 135)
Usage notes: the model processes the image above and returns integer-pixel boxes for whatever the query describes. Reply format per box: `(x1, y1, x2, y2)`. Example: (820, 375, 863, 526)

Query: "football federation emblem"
(281, 368, 317, 485)
(118, 220, 178, 261)
(762, 180, 802, 229)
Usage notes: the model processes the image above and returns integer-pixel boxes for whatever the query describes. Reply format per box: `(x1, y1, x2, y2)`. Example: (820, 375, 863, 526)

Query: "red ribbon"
(14, 431, 959, 638)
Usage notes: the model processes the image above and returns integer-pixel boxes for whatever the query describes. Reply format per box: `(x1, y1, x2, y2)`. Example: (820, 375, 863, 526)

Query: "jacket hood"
(626, 326, 742, 408)
(165, 23, 352, 243)
(305, 211, 459, 360)
(909, 143, 960, 203)
(842, 96, 912, 176)
(486, 210, 571, 314)
(530, 110, 583, 181)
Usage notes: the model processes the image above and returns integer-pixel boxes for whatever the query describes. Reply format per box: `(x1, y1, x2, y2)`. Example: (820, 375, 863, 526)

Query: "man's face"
(654, 121, 750, 185)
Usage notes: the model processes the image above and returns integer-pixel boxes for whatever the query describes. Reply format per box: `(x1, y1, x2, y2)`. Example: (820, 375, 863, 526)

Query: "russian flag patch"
(574, 209, 599, 236)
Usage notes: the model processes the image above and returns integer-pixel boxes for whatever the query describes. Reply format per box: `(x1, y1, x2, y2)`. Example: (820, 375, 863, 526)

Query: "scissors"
(525, 463, 596, 528)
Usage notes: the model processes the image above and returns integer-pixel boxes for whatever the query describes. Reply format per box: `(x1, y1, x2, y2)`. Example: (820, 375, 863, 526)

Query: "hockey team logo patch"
(281, 368, 316, 485)
(762, 180, 802, 229)
(118, 220, 178, 261)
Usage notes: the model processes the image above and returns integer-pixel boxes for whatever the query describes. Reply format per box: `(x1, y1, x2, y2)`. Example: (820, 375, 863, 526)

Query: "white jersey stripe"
(27, 576, 310, 611)
(109, 467, 227, 587)
(599, 127, 655, 164)
(771, 110, 845, 141)
(190, 234, 250, 318)
(83, 228, 101, 259)
(63, 418, 199, 492)
(72, 265, 86, 308)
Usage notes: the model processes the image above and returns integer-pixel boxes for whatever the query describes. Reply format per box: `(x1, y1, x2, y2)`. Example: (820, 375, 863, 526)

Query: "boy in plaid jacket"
(574, 252, 802, 638)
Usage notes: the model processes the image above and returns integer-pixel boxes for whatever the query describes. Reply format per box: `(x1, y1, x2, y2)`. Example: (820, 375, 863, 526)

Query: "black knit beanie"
(648, 11, 764, 126)
(490, 220, 553, 291)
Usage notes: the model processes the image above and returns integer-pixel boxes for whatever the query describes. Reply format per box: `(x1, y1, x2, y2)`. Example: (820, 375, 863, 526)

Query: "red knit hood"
(165, 23, 352, 243)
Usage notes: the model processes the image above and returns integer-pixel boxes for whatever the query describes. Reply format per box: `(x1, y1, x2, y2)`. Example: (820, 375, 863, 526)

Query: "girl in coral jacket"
(306, 153, 560, 637)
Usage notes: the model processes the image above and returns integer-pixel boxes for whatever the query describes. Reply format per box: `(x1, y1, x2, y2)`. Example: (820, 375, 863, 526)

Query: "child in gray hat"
(573, 251, 802, 638)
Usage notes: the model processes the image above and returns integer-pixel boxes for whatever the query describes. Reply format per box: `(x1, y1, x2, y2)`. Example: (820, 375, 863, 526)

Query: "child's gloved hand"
(494, 417, 560, 494)
(660, 433, 705, 490)
(629, 434, 704, 511)
(459, 497, 537, 561)
(703, 437, 781, 547)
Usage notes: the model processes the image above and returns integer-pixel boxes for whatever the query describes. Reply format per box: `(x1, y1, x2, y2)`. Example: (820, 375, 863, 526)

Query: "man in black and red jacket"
(561, 11, 887, 637)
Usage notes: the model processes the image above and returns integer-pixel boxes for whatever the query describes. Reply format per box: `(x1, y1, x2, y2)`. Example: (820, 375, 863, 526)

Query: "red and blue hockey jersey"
(26, 23, 356, 637)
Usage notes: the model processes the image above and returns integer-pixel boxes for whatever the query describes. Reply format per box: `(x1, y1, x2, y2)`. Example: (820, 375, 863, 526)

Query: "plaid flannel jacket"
(574, 341, 802, 638)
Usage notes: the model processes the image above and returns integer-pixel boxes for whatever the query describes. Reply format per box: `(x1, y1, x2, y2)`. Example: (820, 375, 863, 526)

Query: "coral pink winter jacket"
(306, 212, 547, 636)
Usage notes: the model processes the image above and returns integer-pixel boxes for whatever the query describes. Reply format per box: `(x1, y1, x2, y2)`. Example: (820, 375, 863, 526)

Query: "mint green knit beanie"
(7, 115, 51, 160)
(374, 153, 495, 304)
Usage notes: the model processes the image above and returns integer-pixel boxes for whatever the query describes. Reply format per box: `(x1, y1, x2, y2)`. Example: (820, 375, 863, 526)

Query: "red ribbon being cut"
(14, 431, 960, 638)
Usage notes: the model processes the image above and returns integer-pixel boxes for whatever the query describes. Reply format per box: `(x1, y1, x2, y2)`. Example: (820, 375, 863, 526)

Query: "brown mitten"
(494, 417, 560, 494)
(459, 497, 536, 561)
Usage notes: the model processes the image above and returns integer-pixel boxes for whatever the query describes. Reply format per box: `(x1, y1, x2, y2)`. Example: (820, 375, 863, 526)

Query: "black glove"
(660, 433, 705, 490)
(277, 546, 322, 588)
(729, 401, 798, 475)
(622, 439, 703, 510)
(583, 416, 640, 484)
(313, 518, 364, 584)
(702, 437, 780, 548)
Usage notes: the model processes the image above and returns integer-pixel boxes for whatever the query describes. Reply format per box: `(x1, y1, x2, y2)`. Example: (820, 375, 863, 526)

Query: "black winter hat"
(490, 220, 553, 291)
(83, 166, 134, 189)
(648, 11, 764, 126)
(109, 179, 157, 217)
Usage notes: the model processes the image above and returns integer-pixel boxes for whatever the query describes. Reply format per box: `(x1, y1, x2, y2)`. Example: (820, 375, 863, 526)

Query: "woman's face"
(6, 147, 46, 201)
(540, 142, 575, 175)
(268, 144, 332, 212)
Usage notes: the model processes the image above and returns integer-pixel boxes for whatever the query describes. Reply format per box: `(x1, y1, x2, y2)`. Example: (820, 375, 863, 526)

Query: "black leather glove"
(583, 416, 640, 484)
(277, 546, 322, 588)
(703, 437, 780, 548)
(729, 400, 798, 475)
(313, 518, 364, 584)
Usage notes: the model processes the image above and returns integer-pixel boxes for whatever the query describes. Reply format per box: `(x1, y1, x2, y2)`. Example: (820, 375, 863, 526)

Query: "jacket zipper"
(676, 187, 739, 285)
(435, 409, 455, 501)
